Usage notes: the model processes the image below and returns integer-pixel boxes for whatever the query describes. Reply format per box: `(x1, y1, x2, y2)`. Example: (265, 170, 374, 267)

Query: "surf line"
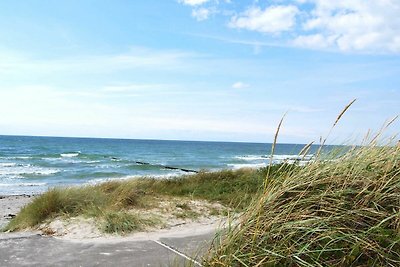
(135, 161, 199, 173)
(153, 240, 203, 267)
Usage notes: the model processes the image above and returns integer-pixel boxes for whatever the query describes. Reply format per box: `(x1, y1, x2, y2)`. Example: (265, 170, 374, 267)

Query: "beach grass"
(4, 165, 291, 233)
(4, 142, 399, 266)
(102, 211, 160, 234)
(203, 141, 400, 266)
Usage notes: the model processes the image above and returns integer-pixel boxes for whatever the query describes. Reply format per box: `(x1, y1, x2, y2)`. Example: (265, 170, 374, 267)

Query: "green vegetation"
(204, 144, 400, 266)
(102, 211, 159, 234)
(4, 165, 289, 233)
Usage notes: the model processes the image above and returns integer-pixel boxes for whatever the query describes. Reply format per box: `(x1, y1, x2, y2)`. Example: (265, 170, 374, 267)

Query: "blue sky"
(0, 0, 399, 143)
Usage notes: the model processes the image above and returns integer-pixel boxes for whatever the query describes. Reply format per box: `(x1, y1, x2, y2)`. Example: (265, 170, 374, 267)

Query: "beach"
(0, 192, 224, 240)
(0, 193, 224, 266)
(0, 191, 227, 266)
(0, 195, 34, 230)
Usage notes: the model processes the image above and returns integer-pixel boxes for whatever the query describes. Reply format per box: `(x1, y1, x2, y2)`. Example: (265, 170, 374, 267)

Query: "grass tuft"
(6, 187, 107, 231)
(4, 165, 290, 233)
(102, 211, 156, 234)
(204, 143, 400, 266)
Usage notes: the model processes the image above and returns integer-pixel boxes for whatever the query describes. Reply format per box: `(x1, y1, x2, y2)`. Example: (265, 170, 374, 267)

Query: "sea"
(0, 135, 319, 196)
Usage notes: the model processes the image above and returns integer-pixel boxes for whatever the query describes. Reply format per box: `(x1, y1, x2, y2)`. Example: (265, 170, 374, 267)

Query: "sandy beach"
(0, 195, 35, 230)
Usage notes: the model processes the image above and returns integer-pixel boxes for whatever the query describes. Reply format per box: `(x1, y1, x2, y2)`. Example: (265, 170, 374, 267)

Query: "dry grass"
(204, 142, 400, 266)
(4, 166, 289, 233)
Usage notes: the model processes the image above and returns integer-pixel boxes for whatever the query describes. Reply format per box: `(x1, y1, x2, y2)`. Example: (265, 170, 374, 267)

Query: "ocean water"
(0, 135, 319, 195)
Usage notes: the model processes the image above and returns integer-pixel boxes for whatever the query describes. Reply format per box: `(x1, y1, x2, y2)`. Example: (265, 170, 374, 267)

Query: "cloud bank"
(180, 0, 400, 54)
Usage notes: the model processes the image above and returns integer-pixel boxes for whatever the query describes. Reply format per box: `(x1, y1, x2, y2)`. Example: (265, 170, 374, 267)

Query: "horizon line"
(0, 133, 325, 146)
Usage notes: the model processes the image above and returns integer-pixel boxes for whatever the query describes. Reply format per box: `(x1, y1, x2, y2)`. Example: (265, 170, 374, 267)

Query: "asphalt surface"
(0, 231, 214, 267)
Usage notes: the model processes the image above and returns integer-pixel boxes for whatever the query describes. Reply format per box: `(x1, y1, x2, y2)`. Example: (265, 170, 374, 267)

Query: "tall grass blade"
(265, 112, 287, 187)
(317, 99, 356, 157)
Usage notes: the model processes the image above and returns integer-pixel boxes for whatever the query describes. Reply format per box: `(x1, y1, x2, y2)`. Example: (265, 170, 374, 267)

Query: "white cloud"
(292, 34, 334, 49)
(192, 7, 211, 21)
(294, 0, 400, 53)
(103, 84, 170, 93)
(232, 81, 250, 89)
(179, 0, 210, 6)
(229, 5, 299, 33)
(183, 1, 400, 54)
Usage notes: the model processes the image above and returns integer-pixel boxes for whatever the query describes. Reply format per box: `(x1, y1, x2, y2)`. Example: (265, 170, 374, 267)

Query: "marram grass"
(204, 143, 400, 266)
(4, 166, 289, 233)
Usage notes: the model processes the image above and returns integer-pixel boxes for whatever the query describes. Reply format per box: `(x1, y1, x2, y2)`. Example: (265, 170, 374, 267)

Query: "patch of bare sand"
(0, 195, 35, 229)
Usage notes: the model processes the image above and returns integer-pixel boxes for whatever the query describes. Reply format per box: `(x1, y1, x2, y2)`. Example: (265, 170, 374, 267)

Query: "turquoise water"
(0, 135, 318, 195)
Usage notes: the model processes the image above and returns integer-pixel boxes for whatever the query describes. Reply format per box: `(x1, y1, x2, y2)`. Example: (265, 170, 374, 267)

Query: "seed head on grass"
(204, 142, 400, 266)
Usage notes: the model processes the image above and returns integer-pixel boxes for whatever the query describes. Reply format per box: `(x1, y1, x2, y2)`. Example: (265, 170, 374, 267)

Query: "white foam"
(86, 171, 187, 185)
(85, 160, 102, 164)
(234, 155, 266, 161)
(1, 156, 32, 160)
(94, 164, 117, 169)
(0, 182, 46, 187)
(60, 152, 80, 158)
(16, 156, 32, 160)
(228, 154, 315, 169)
(0, 162, 17, 167)
(228, 163, 267, 170)
(265, 154, 314, 161)
(235, 154, 314, 161)
(0, 164, 60, 176)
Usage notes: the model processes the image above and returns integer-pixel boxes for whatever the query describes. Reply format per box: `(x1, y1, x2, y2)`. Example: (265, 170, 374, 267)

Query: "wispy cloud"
(0, 47, 198, 76)
(183, 32, 294, 55)
(102, 84, 176, 93)
(192, 7, 212, 21)
(229, 5, 299, 34)
(232, 81, 250, 89)
(178, 0, 225, 22)
(179, 0, 210, 6)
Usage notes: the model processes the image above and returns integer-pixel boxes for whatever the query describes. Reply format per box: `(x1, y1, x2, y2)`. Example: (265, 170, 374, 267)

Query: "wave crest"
(60, 152, 81, 158)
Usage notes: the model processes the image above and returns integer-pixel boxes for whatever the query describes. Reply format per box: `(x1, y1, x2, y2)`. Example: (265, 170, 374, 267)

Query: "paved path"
(0, 231, 214, 266)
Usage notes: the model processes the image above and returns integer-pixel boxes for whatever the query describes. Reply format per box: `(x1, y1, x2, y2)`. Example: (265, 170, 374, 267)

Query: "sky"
(0, 0, 399, 144)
